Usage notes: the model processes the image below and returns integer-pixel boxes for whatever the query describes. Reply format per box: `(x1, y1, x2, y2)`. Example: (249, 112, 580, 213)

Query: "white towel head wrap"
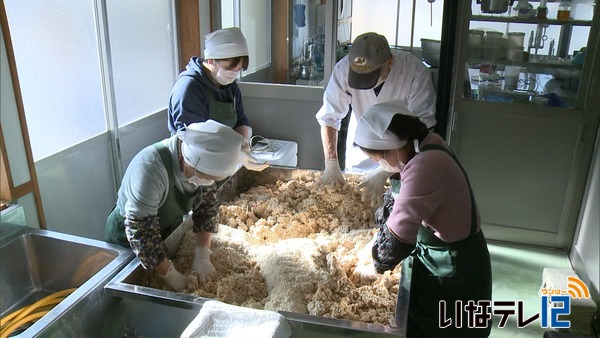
(177, 120, 243, 177)
(204, 27, 249, 59)
(354, 100, 414, 150)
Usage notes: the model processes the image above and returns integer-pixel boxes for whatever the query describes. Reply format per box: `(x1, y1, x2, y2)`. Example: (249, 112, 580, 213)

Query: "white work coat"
(315, 49, 437, 173)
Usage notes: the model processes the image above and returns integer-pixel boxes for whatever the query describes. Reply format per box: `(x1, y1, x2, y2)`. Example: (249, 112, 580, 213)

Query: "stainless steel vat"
(105, 167, 410, 337)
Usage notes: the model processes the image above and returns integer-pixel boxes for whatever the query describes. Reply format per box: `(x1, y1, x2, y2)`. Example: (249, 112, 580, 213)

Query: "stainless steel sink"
(0, 227, 134, 337)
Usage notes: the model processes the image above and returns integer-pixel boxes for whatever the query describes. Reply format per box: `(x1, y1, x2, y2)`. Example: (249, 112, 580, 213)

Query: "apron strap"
(152, 142, 195, 235)
(419, 144, 478, 238)
(153, 142, 175, 184)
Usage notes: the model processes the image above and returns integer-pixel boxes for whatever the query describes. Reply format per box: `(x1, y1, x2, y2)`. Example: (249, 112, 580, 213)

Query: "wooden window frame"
(0, 1, 46, 226)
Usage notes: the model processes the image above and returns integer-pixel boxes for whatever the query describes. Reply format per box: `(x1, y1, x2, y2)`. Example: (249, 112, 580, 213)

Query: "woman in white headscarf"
(354, 100, 492, 338)
(169, 27, 248, 133)
(105, 120, 243, 292)
(168, 27, 265, 170)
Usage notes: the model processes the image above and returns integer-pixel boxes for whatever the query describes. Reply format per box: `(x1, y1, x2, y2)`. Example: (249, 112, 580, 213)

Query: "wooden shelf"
(471, 15, 593, 26)
(467, 59, 584, 70)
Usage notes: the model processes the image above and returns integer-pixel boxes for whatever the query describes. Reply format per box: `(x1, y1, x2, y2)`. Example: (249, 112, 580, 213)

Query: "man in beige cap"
(105, 120, 244, 291)
(316, 32, 437, 208)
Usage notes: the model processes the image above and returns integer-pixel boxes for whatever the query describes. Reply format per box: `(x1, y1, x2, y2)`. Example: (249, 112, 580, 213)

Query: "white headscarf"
(204, 27, 249, 59)
(354, 100, 413, 150)
(177, 120, 243, 177)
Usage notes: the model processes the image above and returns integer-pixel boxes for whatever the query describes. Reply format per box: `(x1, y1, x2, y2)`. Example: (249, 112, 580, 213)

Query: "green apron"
(207, 91, 237, 128)
(105, 142, 196, 246)
(406, 144, 492, 338)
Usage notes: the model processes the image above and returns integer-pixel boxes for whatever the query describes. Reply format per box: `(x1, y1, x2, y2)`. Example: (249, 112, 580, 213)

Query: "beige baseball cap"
(348, 32, 392, 89)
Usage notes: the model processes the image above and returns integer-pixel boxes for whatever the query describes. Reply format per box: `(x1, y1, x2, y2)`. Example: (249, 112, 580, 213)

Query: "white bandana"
(177, 120, 243, 177)
(354, 100, 414, 150)
(204, 27, 248, 59)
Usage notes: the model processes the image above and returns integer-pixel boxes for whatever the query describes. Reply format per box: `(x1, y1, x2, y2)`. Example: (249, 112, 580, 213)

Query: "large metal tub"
(0, 216, 134, 337)
(105, 167, 411, 337)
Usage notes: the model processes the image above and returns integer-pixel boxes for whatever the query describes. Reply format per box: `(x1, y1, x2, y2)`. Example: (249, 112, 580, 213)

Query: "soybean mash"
(145, 171, 400, 325)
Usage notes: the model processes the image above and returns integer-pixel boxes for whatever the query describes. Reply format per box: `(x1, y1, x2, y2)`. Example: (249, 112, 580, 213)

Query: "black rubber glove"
(372, 224, 415, 273)
(372, 188, 415, 273)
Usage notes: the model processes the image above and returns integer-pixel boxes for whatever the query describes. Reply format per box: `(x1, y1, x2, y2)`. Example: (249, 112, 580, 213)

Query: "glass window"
(220, 0, 327, 86)
(4, 0, 178, 160)
(106, 0, 178, 127)
(338, 0, 445, 66)
(219, 0, 445, 87)
(288, 0, 326, 86)
(239, 0, 273, 83)
(5, 0, 105, 161)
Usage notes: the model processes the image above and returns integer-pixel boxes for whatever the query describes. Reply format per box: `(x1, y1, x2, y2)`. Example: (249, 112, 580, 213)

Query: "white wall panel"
(118, 112, 171, 172)
(239, 83, 323, 170)
(240, 0, 270, 74)
(572, 127, 600, 299)
(34, 133, 116, 240)
(32, 111, 168, 241)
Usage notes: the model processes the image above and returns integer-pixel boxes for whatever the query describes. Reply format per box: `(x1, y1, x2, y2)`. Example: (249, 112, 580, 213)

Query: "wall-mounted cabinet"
(464, 11, 593, 108)
(447, 0, 599, 248)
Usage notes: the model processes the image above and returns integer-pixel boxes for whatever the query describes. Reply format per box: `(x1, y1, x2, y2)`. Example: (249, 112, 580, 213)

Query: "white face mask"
(378, 150, 405, 173)
(187, 176, 215, 187)
(215, 63, 240, 85)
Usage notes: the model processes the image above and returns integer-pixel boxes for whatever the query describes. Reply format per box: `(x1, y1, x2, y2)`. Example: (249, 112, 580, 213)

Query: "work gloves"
(192, 246, 216, 283)
(357, 166, 391, 209)
(321, 158, 345, 185)
(161, 260, 187, 291)
(241, 139, 269, 171)
(160, 247, 216, 290)
(354, 234, 378, 282)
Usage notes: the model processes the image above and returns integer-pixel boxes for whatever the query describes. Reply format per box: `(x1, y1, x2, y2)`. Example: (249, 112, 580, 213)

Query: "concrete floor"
(488, 241, 572, 338)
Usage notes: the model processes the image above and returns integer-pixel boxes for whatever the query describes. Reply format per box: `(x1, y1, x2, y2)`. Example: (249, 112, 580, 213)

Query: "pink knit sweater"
(387, 132, 481, 244)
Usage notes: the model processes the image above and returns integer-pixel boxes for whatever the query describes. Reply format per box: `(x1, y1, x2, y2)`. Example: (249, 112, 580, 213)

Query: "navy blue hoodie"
(168, 57, 249, 134)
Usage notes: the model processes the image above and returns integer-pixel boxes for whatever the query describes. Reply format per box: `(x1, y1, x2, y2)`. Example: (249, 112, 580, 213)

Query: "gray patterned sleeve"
(125, 215, 166, 269)
(191, 187, 220, 233)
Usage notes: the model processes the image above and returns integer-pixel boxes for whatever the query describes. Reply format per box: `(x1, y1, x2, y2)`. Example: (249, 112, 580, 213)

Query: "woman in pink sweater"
(354, 100, 492, 338)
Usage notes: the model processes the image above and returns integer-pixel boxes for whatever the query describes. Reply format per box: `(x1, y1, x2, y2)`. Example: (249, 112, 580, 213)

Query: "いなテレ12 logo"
(540, 276, 591, 329)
